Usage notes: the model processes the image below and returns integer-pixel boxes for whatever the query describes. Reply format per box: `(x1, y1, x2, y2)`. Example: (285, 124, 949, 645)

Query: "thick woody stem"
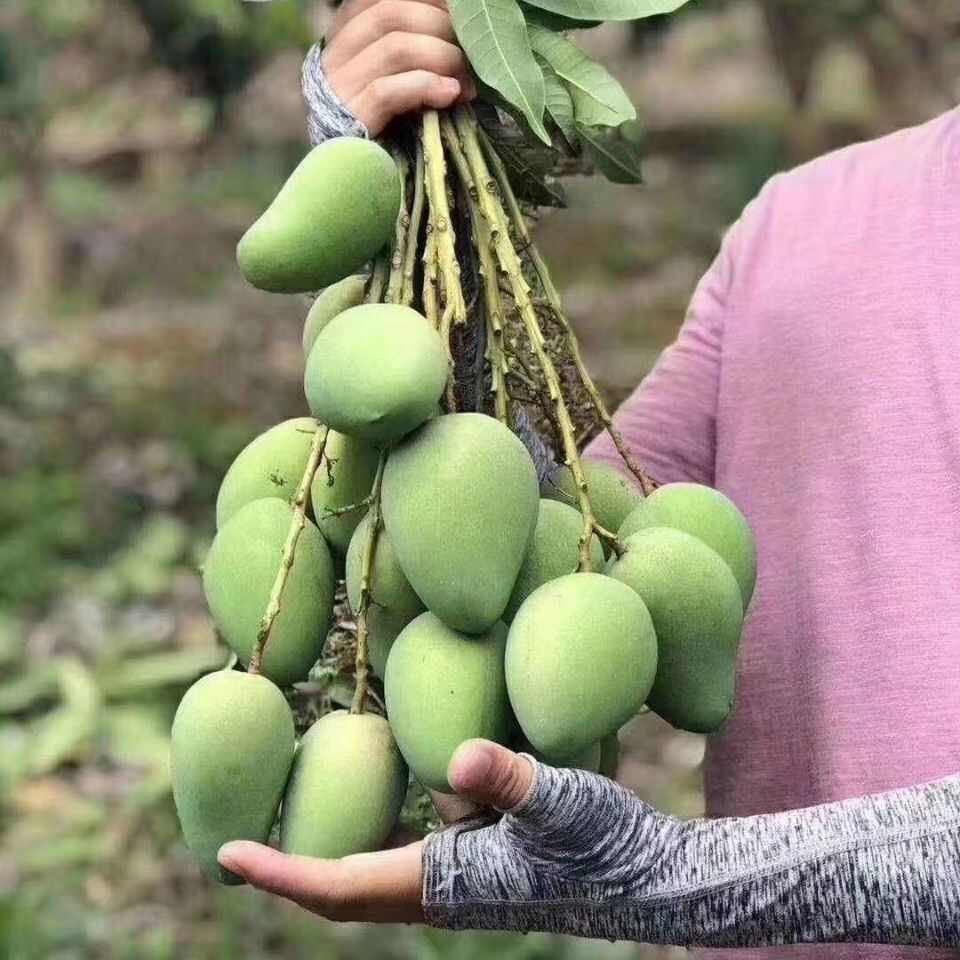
(477, 123, 658, 497)
(453, 108, 608, 570)
(350, 450, 388, 715)
(402, 140, 426, 307)
(249, 423, 329, 676)
(386, 147, 410, 304)
(421, 111, 465, 408)
(439, 115, 510, 425)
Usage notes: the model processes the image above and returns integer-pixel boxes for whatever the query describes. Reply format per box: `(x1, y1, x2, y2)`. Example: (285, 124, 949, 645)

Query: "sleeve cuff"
(301, 42, 369, 146)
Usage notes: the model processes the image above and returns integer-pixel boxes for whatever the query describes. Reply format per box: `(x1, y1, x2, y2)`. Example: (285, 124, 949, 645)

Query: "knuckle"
(381, 31, 409, 69)
(367, 75, 393, 107)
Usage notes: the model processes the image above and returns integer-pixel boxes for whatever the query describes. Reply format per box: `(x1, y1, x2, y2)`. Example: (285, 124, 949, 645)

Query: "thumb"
(446, 739, 536, 812)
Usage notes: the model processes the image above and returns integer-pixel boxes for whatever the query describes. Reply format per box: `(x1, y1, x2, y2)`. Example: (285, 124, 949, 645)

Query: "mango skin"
(506, 572, 657, 760)
(280, 711, 407, 859)
(237, 139, 400, 294)
(503, 499, 604, 622)
(171, 670, 294, 884)
(215, 418, 316, 530)
(618, 482, 757, 609)
(607, 527, 744, 734)
(305, 304, 448, 448)
(384, 613, 513, 792)
(345, 514, 424, 677)
(542, 460, 642, 554)
(517, 738, 601, 772)
(382, 414, 540, 634)
(202, 498, 335, 687)
(303, 275, 367, 357)
(310, 429, 379, 556)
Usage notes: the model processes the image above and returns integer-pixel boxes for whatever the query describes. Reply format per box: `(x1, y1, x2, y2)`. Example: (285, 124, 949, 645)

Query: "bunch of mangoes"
(170, 138, 758, 884)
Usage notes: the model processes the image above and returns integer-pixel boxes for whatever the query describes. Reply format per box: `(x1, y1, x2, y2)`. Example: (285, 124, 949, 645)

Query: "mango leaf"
(521, 0, 692, 22)
(449, 0, 550, 144)
(539, 59, 578, 147)
(527, 25, 636, 127)
(578, 120, 644, 184)
(521, 3, 602, 30)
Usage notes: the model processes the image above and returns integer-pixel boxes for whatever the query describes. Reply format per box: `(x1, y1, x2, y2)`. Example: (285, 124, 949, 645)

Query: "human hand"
(321, 0, 477, 138)
(216, 739, 537, 923)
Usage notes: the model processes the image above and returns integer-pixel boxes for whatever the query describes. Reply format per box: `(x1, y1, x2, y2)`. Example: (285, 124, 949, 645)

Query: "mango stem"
(350, 450, 388, 715)
(386, 146, 410, 305)
(249, 423, 329, 676)
(476, 123, 658, 497)
(401, 140, 425, 307)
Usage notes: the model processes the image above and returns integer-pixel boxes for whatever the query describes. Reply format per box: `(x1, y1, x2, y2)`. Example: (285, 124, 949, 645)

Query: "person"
(220, 2, 960, 955)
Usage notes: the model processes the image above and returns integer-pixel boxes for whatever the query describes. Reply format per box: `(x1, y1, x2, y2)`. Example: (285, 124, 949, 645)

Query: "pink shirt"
(588, 106, 960, 960)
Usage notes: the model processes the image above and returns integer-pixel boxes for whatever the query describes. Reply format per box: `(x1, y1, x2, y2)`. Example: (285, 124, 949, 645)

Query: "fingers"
(218, 840, 426, 924)
(347, 70, 463, 137)
(325, 1, 457, 72)
(447, 739, 537, 813)
(329, 0, 447, 42)
(332, 33, 468, 103)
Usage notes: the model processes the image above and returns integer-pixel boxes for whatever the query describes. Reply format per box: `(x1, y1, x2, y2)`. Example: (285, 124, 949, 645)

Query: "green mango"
(506, 572, 657, 760)
(516, 737, 601, 772)
(607, 527, 744, 734)
(171, 670, 294, 884)
(280, 711, 407, 859)
(202, 499, 335, 687)
(237, 138, 400, 294)
(618, 482, 757, 608)
(305, 304, 448, 448)
(215, 418, 317, 529)
(382, 414, 540, 633)
(598, 734, 620, 779)
(384, 613, 513, 792)
(503, 499, 604, 622)
(310, 429, 379, 556)
(542, 460, 643, 553)
(303, 275, 367, 357)
(345, 514, 424, 677)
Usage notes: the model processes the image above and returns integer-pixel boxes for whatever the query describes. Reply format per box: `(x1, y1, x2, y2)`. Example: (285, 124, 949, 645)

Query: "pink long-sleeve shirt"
(588, 106, 960, 960)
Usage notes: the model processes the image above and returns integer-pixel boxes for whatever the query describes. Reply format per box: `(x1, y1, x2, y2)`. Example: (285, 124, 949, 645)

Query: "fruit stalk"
(451, 107, 617, 569)
(386, 147, 410, 305)
(350, 450, 388, 715)
(401, 141, 425, 307)
(249, 422, 329, 675)
(477, 125, 658, 497)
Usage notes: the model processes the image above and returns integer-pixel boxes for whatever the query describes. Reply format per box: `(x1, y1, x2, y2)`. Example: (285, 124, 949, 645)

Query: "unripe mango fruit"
(305, 304, 447, 448)
(171, 670, 294, 884)
(303, 275, 367, 357)
(280, 711, 407, 859)
(506, 573, 657, 760)
(237, 139, 400, 294)
(607, 527, 743, 734)
(618, 482, 756, 608)
(385, 613, 513, 792)
(309, 429, 379, 556)
(517, 737, 601, 772)
(215, 418, 316, 529)
(503, 499, 604, 622)
(382, 414, 539, 633)
(542, 460, 642, 554)
(345, 514, 425, 677)
(202, 498, 335, 687)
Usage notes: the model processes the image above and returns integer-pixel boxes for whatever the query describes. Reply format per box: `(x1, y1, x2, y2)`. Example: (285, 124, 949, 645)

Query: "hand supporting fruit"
(317, 0, 477, 139)
(218, 740, 960, 946)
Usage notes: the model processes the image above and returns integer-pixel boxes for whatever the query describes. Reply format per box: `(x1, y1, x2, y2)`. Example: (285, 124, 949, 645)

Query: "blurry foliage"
(0, 1, 956, 957)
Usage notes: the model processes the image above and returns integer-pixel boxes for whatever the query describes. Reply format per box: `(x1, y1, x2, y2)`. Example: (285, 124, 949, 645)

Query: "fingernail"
(448, 739, 493, 792)
(217, 841, 245, 868)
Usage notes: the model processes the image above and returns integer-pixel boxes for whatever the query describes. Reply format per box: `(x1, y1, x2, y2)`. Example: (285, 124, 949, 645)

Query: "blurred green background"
(1, 1, 957, 957)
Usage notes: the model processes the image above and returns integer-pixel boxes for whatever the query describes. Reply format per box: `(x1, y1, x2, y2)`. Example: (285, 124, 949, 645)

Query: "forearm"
(423, 763, 960, 947)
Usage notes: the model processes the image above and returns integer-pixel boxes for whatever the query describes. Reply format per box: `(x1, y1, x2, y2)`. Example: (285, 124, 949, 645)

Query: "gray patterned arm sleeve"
(423, 760, 960, 947)
(301, 43, 368, 145)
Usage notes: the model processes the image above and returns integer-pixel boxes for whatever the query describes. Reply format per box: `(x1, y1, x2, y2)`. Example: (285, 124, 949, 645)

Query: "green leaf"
(578, 120, 644, 184)
(539, 59, 578, 147)
(527, 24, 636, 127)
(449, 0, 550, 144)
(521, 0, 692, 22)
(521, 3, 602, 30)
